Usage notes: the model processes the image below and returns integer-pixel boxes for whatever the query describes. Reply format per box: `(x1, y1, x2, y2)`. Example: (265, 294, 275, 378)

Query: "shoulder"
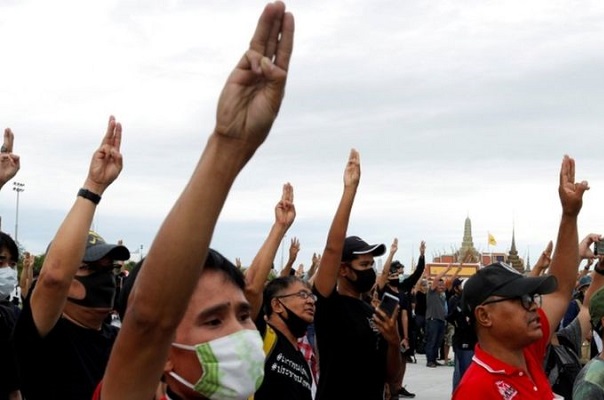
(454, 367, 502, 399)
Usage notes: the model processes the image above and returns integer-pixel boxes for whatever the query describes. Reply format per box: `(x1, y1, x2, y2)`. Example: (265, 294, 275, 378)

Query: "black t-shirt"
(13, 296, 118, 400)
(378, 285, 410, 337)
(312, 287, 387, 400)
(0, 300, 19, 397)
(254, 317, 313, 400)
(415, 291, 427, 317)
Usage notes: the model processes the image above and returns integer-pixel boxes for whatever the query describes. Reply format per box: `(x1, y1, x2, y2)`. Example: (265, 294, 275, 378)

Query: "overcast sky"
(1, 0, 603, 271)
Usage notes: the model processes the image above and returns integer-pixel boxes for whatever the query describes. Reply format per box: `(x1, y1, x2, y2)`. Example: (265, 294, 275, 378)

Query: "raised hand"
(579, 233, 602, 260)
(420, 240, 426, 256)
(86, 116, 123, 194)
(215, 1, 294, 153)
(289, 237, 300, 260)
(344, 149, 360, 188)
(275, 182, 296, 229)
(390, 238, 398, 255)
(558, 155, 589, 217)
(0, 128, 20, 188)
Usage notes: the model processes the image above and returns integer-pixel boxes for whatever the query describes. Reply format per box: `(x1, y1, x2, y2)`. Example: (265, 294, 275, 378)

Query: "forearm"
(385, 342, 403, 384)
(377, 250, 395, 290)
(246, 222, 289, 318)
(314, 186, 356, 296)
(279, 257, 295, 277)
(134, 135, 252, 323)
(550, 215, 580, 298)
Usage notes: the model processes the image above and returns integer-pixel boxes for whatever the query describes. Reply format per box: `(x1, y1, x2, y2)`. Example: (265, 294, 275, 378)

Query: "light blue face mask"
(169, 329, 265, 400)
(0, 267, 17, 299)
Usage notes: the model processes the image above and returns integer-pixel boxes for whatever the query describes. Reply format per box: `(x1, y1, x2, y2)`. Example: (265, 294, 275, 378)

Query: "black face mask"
(69, 270, 117, 308)
(277, 301, 310, 338)
(346, 267, 376, 293)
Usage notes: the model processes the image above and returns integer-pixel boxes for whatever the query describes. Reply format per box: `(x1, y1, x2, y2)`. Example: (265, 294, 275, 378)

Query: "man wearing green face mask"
(94, 2, 295, 400)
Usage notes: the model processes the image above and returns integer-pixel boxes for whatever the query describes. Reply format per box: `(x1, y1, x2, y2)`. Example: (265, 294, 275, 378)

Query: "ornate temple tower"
(458, 216, 480, 263)
(507, 228, 524, 273)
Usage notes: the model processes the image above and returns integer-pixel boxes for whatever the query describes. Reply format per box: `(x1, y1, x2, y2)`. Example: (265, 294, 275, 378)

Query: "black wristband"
(77, 188, 101, 205)
(595, 268, 604, 276)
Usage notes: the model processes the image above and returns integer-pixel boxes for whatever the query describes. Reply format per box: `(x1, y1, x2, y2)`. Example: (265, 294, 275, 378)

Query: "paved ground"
(397, 353, 456, 399)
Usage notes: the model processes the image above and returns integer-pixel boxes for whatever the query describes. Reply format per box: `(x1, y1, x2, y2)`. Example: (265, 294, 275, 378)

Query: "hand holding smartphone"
(378, 292, 399, 318)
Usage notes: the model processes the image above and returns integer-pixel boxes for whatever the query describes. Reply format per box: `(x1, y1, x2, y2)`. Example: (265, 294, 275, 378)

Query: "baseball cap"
(461, 262, 557, 316)
(83, 231, 130, 263)
(590, 287, 604, 330)
(577, 275, 592, 290)
(342, 236, 386, 262)
(390, 260, 404, 274)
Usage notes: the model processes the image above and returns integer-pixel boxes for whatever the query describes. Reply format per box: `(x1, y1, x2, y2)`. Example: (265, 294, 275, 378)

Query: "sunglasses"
(481, 293, 542, 311)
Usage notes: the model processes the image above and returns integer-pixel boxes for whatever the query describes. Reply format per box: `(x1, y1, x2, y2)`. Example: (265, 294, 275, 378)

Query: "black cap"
(461, 262, 557, 316)
(342, 236, 386, 262)
(83, 231, 130, 263)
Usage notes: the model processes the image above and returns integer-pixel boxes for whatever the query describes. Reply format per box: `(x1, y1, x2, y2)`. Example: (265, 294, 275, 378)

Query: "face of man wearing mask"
(0, 247, 17, 299)
(166, 268, 264, 400)
(343, 254, 376, 294)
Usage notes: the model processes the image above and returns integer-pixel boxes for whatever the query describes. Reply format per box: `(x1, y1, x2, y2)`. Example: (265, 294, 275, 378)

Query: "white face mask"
(0, 267, 17, 299)
(169, 329, 265, 400)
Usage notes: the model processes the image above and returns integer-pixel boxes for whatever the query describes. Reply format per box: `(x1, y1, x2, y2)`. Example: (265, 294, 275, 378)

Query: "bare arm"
(431, 263, 452, 291)
(306, 252, 320, 282)
(31, 116, 123, 336)
(313, 149, 360, 298)
(542, 155, 589, 338)
(376, 238, 398, 290)
(528, 240, 553, 277)
(102, 3, 295, 399)
(245, 183, 295, 319)
(19, 252, 34, 299)
(279, 237, 299, 277)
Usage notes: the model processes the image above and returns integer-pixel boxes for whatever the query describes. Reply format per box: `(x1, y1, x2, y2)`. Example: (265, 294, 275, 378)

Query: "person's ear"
(271, 297, 284, 314)
(339, 263, 349, 277)
(474, 306, 493, 328)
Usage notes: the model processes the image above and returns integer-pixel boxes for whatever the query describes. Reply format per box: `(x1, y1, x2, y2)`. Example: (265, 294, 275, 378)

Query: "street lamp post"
(13, 182, 25, 242)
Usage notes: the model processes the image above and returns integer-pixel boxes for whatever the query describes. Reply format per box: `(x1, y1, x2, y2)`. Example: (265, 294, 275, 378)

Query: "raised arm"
(245, 183, 295, 319)
(306, 252, 321, 285)
(528, 240, 553, 277)
(102, 3, 295, 399)
(19, 251, 34, 299)
(279, 237, 299, 277)
(313, 149, 360, 298)
(31, 116, 123, 336)
(542, 155, 589, 338)
(376, 238, 398, 290)
(401, 240, 426, 292)
(431, 263, 453, 291)
(0, 128, 20, 190)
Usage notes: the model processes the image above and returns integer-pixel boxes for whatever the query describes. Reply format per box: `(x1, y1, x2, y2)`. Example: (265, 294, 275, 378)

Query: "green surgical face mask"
(170, 329, 265, 400)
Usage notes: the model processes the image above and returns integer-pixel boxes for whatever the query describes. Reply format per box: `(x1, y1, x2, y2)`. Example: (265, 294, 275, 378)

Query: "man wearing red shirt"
(453, 155, 590, 400)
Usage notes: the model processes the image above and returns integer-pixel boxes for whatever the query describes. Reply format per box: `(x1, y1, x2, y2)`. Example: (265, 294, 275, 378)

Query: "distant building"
(427, 216, 525, 279)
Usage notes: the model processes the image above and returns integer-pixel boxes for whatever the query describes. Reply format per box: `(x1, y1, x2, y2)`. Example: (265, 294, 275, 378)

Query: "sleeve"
(400, 255, 425, 292)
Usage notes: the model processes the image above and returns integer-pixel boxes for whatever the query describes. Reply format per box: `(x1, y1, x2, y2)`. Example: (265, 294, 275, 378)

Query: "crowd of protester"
(1, 2, 604, 399)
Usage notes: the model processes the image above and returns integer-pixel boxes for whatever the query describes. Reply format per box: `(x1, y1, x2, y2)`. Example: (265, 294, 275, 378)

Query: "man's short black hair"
(263, 276, 309, 317)
(0, 231, 18, 262)
(116, 249, 244, 320)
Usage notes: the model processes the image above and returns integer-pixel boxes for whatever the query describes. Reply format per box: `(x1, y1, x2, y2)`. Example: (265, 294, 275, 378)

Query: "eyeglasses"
(0, 255, 17, 268)
(481, 293, 542, 311)
(276, 290, 317, 302)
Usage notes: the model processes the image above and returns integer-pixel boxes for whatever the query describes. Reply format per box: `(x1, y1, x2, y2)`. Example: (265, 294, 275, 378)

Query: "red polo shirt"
(452, 308, 556, 400)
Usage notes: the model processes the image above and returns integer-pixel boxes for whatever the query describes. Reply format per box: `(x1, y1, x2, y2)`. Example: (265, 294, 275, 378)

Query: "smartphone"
(595, 240, 604, 256)
(379, 292, 399, 317)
